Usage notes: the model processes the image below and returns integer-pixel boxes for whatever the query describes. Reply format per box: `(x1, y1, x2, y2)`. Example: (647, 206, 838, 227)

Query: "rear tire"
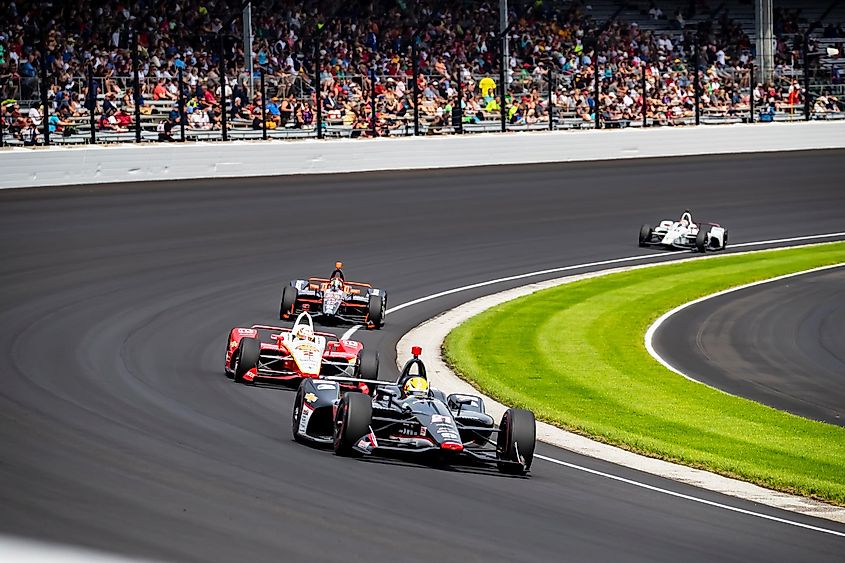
(357, 349, 380, 381)
(639, 224, 653, 247)
(722, 229, 729, 250)
(233, 337, 260, 384)
(333, 392, 372, 456)
(280, 285, 298, 319)
(496, 408, 536, 475)
(367, 294, 385, 328)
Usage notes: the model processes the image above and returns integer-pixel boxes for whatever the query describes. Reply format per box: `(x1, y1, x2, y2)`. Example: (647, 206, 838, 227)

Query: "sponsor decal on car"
(304, 393, 318, 403)
(317, 383, 336, 390)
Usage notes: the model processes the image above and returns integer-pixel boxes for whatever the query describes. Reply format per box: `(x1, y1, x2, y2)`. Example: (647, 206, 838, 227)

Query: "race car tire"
(233, 337, 260, 384)
(367, 294, 385, 329)
(356, 349, 380, 382)
(496, 408, 536, 475)
(291, 385, 308, 444)
(224, 331, 235, 378)
(333, 392, 372, 456)
(639, 224, 653, 247)
(722, 229, 729, 250)
(280, 285, 298, 320)
(695, 227, 710, 253)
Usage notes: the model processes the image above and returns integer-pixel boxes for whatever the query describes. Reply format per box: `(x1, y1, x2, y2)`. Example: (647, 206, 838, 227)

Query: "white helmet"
(296, 324, 314, 340)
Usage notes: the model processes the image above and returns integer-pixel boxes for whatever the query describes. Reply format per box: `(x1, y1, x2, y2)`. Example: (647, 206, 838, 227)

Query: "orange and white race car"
(279, 262, 387, 329)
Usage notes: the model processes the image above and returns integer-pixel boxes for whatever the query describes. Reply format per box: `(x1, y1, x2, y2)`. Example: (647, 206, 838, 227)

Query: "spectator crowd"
(2, 0, 843, 142)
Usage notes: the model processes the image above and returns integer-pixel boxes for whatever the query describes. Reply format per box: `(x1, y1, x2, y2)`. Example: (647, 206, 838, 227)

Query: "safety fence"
(3, 39, 844, 147)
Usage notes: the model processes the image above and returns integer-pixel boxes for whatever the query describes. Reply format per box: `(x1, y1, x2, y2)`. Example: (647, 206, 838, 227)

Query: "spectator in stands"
(265, 96, 281, 126)
(19, 117, 39, 145)
(189, 107, 211, 130)
(157, 117, 175, 142)
(27, 103, 42, 128)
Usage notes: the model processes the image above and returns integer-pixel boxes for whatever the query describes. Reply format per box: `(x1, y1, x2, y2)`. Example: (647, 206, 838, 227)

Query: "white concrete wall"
(1, 121, 843, 189)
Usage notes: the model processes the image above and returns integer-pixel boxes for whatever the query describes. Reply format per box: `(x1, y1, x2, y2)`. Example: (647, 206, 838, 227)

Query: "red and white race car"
(225, 312, 379, 388)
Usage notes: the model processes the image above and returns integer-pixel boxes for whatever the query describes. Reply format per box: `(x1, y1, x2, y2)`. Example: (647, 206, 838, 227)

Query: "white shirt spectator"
(190, 109, 210, 129)
(28, 107, 42, 126)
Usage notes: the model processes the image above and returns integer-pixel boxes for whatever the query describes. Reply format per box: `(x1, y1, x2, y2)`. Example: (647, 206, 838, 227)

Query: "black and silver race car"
(291, 347, 536, 475)
(280, 262, 387, 329)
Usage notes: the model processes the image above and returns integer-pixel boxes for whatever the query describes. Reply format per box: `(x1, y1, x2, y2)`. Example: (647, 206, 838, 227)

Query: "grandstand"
(1, 0, 843, 146)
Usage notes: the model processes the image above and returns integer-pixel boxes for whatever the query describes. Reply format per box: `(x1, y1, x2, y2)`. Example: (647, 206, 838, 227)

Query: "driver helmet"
(403, 376, 429, 398)
(330, 277, 343, 291)
(295, 324, 314, 341)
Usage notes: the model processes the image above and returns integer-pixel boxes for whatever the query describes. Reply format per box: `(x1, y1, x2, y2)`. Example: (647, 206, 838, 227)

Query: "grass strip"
(444, 242, 845, 505)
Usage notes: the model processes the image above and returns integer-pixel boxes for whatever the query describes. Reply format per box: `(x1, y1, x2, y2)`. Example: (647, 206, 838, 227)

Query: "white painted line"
(535, 454, 845, 537)
(340, 325, 362, 340)
(395, 234, 845, 527)
(385, 231, 845, 316)
(645, 262, 845, 384)
(730, 232, 845, 248)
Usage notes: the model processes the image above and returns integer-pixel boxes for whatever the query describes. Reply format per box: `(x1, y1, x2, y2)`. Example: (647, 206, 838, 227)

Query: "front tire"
(695, 227, 709, 253)
(233, 337, 260, 383)
(367, 294, 385, 328)
(333, 392, 372, 456)
(496, 408, 536, 475)
(292, 385, 307, 443)
(639, 224, 653, 247)
(280, 285, 298, 319)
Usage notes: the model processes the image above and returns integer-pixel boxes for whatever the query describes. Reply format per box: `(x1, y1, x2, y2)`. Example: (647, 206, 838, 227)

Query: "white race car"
(639, 210, 728, 252)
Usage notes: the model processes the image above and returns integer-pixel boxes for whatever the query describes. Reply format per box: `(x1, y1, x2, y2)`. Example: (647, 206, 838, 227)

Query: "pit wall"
(1, 121, 844, 189)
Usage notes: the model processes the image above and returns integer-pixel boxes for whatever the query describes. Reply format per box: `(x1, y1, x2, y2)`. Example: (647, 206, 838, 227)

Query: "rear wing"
(307, 277, 373, 293)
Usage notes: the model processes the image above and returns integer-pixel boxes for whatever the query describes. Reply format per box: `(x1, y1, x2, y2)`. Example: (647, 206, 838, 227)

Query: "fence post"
(313, 37, 323, 139)
(499, 38, 507, 132)
(594, 59, 601, 129)
(412, 40, 420, 136)
(219, 36, 228, 141)
(641, 65, 647, 127)
(260, 68, 267, 140)
(88, 64, 96, 144)
(803, 33, 811, 121)
(693, 35, 701, 125)
(178, 66, 186, 142)
(455, 67, 463, 134)
(749, 63, 755, 123)
(370, 67, 377, 137)
(548, 69, 554, 131)
(132, 30, 141, 143)
(39, 29, 50, 146)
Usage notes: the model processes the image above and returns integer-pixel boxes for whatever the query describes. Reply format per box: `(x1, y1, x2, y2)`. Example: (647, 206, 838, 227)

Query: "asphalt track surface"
(1, 150, 844, 563)
(655, 266, 845, 427)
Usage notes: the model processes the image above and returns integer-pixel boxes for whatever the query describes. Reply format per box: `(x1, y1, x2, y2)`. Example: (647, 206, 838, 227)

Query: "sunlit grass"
(445, 242, 845, 505)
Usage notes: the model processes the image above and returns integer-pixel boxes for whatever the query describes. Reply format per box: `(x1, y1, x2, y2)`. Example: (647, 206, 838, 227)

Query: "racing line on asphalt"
(342, 230, 845, 537)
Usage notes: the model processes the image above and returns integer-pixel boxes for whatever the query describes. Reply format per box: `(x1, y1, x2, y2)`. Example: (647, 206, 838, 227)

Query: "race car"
(280, 262, 387, 329)
(225, 312, 379, 387)
(290, 346, 536, 475)
(639, 209, 728, 252)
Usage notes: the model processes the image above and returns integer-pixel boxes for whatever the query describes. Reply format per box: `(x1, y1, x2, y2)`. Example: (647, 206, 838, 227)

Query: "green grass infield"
(444, 242, 845, 505)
